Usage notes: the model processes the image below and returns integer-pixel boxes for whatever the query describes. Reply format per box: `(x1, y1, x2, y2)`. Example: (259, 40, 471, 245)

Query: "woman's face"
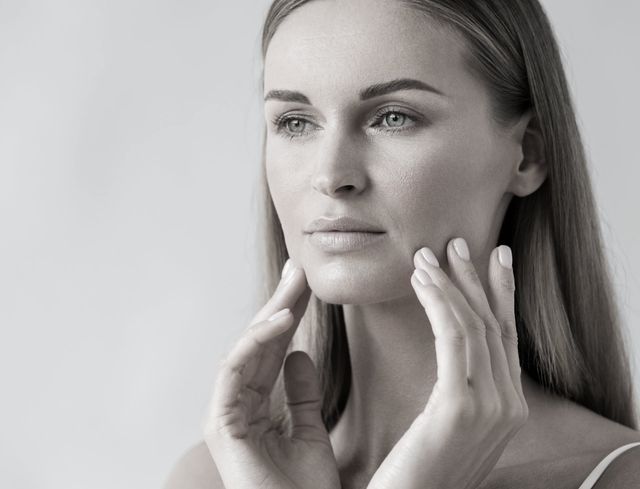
(263, 0, 524, 305)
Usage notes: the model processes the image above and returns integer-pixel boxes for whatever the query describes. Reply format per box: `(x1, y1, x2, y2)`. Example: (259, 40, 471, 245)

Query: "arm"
(163, 441, 225, 489)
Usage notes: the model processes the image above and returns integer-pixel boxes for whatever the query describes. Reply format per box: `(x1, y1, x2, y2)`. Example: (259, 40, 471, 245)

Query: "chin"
(306, 270, 409, 306)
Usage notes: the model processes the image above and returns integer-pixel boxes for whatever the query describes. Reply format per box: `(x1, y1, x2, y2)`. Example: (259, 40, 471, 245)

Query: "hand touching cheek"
(203, 260, 341, 489)
(366, 238, 528, 489)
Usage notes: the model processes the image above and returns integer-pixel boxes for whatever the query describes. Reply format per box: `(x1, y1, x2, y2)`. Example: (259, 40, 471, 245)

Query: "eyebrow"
(263, 78, 446, 104)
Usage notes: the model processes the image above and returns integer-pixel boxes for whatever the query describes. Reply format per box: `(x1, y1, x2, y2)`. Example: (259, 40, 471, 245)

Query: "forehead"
(263, 0, 472, 102)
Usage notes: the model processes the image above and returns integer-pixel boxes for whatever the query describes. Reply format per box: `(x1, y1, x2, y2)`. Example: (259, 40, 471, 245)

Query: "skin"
(194, 1, 640, 489)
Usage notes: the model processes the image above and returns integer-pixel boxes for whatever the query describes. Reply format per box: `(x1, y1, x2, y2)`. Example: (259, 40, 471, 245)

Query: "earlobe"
(508, 113, 548, 197)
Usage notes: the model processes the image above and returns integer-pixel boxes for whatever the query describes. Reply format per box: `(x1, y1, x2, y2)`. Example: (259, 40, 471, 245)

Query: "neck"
(327, 256, 547, 477)
(328, 290, 439, 474)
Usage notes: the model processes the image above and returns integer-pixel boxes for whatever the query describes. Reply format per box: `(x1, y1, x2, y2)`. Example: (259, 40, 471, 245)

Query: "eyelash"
(270, 107, 420, 140)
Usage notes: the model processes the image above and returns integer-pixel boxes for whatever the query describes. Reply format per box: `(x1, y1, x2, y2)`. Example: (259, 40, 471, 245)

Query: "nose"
(311, 129, 367, 197)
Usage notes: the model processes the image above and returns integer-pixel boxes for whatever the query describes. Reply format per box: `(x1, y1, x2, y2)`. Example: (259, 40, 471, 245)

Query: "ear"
(507, 110, 548, 197)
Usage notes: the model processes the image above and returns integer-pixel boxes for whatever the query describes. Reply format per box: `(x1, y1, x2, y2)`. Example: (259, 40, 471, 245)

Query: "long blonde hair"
(254, 0, 638, 435)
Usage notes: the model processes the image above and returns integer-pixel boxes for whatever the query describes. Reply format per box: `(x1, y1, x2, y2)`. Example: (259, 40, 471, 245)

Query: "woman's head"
(262, 0, 546, 305)
(257, 0, 638, 432)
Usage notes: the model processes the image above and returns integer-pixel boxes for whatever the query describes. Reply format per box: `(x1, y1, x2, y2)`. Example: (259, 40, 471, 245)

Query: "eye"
(370, 107, 419, 134)
(271, 114, 315, 140)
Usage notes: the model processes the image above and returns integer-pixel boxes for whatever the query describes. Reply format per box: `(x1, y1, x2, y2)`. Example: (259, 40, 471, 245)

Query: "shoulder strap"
(577, 441, 640, 489)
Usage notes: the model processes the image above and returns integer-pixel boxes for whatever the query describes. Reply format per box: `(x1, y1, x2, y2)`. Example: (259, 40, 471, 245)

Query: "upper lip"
(304, 216, 385, 233)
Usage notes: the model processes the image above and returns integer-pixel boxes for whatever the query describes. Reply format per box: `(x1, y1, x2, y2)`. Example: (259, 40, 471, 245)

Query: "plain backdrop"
(1, 1, 639, 488)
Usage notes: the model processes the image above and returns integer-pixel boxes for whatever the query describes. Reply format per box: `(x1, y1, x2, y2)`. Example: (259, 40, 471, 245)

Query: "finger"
(445, 238, 515, 399)
(208, 310, 294, 438)
(414, 247, 495, 398)
(487, 245, 525, 404)
(243, 259, 312, 397)
(283, 350, 330, 444)
(411, 269, 468, 398)
(250, 258, 308, 326)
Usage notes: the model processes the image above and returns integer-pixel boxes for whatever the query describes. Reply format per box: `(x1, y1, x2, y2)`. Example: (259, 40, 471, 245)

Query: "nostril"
(336, 184, 355, 193)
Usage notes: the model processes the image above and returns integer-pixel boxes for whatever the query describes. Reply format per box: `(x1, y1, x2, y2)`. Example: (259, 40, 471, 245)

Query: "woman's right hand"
(202, 259, 341, 489)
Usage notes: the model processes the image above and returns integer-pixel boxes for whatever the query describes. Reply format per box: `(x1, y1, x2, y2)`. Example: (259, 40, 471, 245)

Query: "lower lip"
(307, 231, 386, 252)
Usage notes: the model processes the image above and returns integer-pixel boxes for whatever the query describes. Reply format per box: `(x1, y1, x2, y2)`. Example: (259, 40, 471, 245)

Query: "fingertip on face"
(412, 238, 512, 273)
(488, 244, 513, 273)
(497, 245, 513, 269)
(412, 237, 466, 271)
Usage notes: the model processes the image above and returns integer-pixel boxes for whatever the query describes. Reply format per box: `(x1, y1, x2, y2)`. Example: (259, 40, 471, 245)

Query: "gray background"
(0, 1, 638, 488)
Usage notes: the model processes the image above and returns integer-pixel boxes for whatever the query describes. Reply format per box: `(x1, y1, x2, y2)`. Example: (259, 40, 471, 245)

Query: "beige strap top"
(577, 441, 640, 488)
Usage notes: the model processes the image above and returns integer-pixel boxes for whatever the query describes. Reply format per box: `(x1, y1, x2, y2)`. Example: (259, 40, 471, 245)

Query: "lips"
(304, 215, 384, 234)
(307, 230, 386, 252)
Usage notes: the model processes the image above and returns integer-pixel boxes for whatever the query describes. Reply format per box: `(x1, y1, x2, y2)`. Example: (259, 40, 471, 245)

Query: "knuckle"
(245, 327, 264, 348)
(506, 403, 523, 424)
(424, 283, 446, 301)
(500, 275, 516, 292)
(462, 266, 481, 285)
(246, 322, 262, 339)
(436, 328, 466, 346)
(468, 316, 487, 336)
(506, 408, 528, 434)
(448, 397, 475, 422)
(499, 318, 519, 343)
(287, 397, 322, 412)
(221, 359, 244, 378)
(203, 415, 225, 440)
(486, 319, 502, 338)
(482, 399, 503, 420)
(422, 287, 451, 310)
(204, 415, 229, 438)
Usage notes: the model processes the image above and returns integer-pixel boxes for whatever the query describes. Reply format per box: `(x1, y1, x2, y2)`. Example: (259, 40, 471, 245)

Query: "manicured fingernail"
(498, 246, 512, 269)
(453, 238, 470, 261)
(283, 262, 297, 285)
(420, 247, 439, 267)
(414, 268, 432, 286)
(268, 308, 291, 321)
(281, 258, 295, 283)
(282, 259, 292, 278)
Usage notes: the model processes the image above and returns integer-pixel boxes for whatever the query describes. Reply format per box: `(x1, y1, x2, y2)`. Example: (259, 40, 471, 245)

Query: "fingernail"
(283, 262, 297, 285)
(282, 258, 292, 278)
(498, 246, 512, 269)
(453, 238, 470, 261)
(420, 247, 439, 267)
(268, 308, 291, 321)
(414, 268, 432, 286)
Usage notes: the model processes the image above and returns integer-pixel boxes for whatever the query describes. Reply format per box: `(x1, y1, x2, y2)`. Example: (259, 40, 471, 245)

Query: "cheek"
(266, 144, 299, 209)
(385, 131, 504, 251)
(383, 138, 471, 224)
(265, 147, 307, 251)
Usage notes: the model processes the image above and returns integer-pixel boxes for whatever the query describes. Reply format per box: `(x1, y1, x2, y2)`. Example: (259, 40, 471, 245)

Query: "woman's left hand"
(366, 237, 529, 489)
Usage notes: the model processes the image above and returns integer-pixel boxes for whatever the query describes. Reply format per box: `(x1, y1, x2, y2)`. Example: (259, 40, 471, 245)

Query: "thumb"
(283, 350, 329, 443)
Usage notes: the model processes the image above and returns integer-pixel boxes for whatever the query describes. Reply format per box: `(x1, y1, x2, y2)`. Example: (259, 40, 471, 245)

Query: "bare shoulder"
(531, 401, 640, 488)
(480, 446, 640, 489)
(589, 441, 640, 488)
(483, 389, 640, 489)
(163, 440, 224, 489)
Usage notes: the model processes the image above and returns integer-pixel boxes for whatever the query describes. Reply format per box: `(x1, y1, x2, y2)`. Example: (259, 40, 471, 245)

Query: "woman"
(166, 0, 640, 487)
